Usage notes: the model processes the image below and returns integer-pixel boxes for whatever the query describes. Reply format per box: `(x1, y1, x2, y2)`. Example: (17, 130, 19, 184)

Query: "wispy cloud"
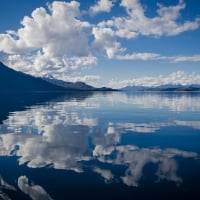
(114, 52, 200, 62)
(115, 52, 162, 60)
(171, 54, 200, 62)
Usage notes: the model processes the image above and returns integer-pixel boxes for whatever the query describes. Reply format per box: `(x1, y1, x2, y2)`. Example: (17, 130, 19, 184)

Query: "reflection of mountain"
(0, 91, 94, 124)
(107, 92, 200, 111)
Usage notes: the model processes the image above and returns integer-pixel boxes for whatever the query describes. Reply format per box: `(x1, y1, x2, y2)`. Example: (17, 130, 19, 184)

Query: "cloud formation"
(1, 1, 89, 55)
(92, 0, 200, 59)
(118, 0, 200, 37)
(0, 1, 97, 79)
(89, 0, 114, 16)
(0, 0, 199, 82)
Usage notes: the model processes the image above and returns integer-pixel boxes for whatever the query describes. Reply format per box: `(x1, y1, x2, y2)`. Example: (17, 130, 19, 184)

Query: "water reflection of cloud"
(1, 93, 200, 138)
(1, 124, 91, 172)
(0, 175, 52, 200)
(174, 120, 200, 130)
(93, 167, 114, 183)
(117, 122, 163, 133)
(0, 126, 198, 188)
(0, 93, 199, 188)
(92, 145, 197, 187)
(91, 125, 199, 186)
(117, 120, 200, 133)
(0, 174, 16, 192)
(0, 175, 16, 200)
(0, 103, 97, 135)
(18, 176, 53, 200)
(107, 92, 200, 112)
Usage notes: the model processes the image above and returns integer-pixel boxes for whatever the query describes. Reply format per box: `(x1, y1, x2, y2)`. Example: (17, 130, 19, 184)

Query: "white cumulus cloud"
(92, 0, 200, 59)
(89, 0, 114, 16)
(0, 1, 97, 79)
(118, 0, 200, 37)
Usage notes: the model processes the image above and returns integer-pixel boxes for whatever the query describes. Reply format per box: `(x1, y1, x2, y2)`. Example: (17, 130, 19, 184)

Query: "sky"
(0, 0, 200, 88)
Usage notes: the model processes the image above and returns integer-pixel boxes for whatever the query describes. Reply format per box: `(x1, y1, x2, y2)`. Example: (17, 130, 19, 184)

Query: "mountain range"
(0, 62, 114, 92)
(1, 61, 200, 93)
(122, 84, 200, 92)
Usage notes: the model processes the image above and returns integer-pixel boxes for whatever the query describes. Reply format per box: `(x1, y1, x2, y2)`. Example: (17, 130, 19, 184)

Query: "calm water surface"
(0, 92, 200, 200)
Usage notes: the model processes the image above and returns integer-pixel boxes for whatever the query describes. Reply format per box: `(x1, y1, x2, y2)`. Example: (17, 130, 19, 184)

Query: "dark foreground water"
(0, 92, 200, 200)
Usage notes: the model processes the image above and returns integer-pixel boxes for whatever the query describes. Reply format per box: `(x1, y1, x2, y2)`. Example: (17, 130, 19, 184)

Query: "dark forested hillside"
(0, 62, 66, 92)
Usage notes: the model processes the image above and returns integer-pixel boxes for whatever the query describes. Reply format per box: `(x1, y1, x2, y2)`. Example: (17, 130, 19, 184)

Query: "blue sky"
(0, 0, 200, 88)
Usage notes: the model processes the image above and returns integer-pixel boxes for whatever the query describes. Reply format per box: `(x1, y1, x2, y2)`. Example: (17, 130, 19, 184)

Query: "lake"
(0, 91, 200, 200)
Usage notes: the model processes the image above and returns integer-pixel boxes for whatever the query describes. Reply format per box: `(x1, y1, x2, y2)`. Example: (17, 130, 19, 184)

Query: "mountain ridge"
(0, 62, 116, 92)
(122, 84, 200, 92)
(43, 77, 95, 90)
(0, 62, 66, 92)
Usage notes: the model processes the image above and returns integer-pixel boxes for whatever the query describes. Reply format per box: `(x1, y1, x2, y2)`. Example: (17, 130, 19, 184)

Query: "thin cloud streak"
(113, 53, 200, 62)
